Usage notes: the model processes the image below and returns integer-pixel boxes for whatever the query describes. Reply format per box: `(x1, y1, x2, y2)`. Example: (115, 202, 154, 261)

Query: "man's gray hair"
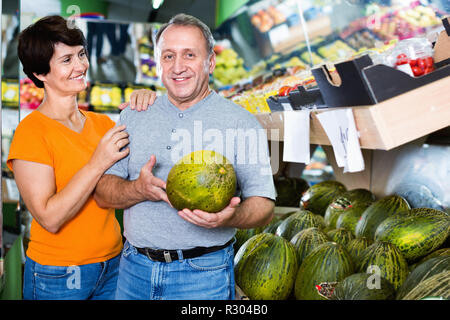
(155, 13, 215, 55)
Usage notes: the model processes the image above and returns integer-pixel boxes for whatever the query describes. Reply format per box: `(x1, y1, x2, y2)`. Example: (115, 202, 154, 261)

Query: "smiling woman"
(6, 15, 133, 300)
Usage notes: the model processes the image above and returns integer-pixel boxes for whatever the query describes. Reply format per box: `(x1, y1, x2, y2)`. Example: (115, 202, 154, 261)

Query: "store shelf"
(255, 76, 450, 150)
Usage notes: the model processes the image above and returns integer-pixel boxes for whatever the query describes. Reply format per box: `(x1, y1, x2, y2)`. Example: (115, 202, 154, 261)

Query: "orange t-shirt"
(7, 109, 123, 266)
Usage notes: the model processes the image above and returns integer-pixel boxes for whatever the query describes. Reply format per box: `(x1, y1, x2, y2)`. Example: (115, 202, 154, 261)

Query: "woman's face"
(37, 42, 89, 95)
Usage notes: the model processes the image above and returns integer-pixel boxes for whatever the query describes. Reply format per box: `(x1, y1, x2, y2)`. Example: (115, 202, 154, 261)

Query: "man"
(94, 13, 276, 300)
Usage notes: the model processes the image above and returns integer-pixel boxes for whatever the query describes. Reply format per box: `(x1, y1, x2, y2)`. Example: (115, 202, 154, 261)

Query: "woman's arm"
(12, 125, 129, 234)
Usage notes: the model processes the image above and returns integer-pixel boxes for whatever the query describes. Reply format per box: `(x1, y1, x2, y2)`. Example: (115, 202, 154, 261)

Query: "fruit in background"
(300, 180, 347, 217)
(355, 195, 410, 240)
(374, 208, 450, 263)
(19, 79, 45, 109)
(332, 273, 396, 300)
(294, 242, 354, 300)
(213, 48, 248, 85)
(235, 233, 298, 300)
(357, 241, 409, 290)
(166, 150, 236, 213)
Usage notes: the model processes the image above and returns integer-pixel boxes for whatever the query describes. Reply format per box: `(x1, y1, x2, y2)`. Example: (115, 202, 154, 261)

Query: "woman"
(7, 15, 154, 300)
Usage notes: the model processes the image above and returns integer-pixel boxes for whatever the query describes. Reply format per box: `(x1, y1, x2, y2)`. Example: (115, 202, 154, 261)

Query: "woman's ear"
(33, 72, 46, 84)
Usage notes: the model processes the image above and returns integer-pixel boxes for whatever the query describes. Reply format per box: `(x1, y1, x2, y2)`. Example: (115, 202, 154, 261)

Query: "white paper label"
(316, 108, 364, 173)
(283, 110, 311, 164)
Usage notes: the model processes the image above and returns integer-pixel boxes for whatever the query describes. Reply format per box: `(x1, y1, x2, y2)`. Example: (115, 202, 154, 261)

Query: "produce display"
(1, 79, 20, 107)
(213, 47, 248, 86)
(19, 78, 45, 110)
(234, 180, 450, 300)
(90, 83, 123, 111)
(166, 150, 236, 213)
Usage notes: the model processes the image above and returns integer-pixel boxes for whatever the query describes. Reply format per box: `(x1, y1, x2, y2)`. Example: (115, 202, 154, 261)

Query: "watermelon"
(357, 241, 409, 290)
(401, 271, 450, 300)
(324, 196, 352, 229)
(294, 242, 354, 300)
(346, 237, 373, 264)
(355, 195, 410, 240)
(374, 208, 450, 263)
(300, 180, 347, 216)
(166, 150, 236, 212)
(274, 177, 309, 207)
(336, 201, 372, 236)
(396, 256, 450, 300)
(326, 228, 355, 248)
(290, 227, 329, 266)
(332, 273, 396, 300)
(275, 210, 325, 241)
(262, 216, 283, 234)
(234, 233, 298, 300)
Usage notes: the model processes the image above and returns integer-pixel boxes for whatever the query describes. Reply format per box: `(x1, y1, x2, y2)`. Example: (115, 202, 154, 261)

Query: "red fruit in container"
(396, 53, 409, 65)
(278, 86, 292, 96)
(425, 56, 434, 68)
(412, 66, 424, 77)
(417, 58, 426, 70)
(409, 59, 417, 67)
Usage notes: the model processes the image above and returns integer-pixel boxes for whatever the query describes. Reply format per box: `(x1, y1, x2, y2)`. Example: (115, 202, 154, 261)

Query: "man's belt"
(136, 239, 233, 263)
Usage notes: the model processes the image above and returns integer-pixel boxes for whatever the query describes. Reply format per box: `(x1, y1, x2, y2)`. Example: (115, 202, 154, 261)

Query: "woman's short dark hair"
(18, 15, 87, 88)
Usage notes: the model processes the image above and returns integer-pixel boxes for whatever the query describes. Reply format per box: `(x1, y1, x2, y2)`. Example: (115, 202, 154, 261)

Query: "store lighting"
(152, 0, 164, 10)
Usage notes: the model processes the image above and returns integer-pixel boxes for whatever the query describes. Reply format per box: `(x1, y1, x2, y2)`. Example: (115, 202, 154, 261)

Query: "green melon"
(401, 271, 450, 300)
(300, 181, 347, 216)
(411, 247, 450, 270)
(357, 241, 409, 290)
(355, 195, 410, 240)
(332, 273, 396, 300)
(327, 228, 355, 248)
(346, 237, 373, 264)
(234, 233, 298, 300)
(166, 150, 236, 213)
(396, 256, 450, 300)
(234, 228, 262, 252)
(324, 196, 353, 229)
(275, 210, 326, 241)
(374, 208, 450, 263)
(274, 177, 309, 207)
(294, 242, 354, 300)
(336, 201, 372, 236)
(290, 227, 329, 266)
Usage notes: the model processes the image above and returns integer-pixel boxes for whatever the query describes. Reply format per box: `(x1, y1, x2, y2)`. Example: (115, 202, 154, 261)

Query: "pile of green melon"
(234, 180, 450, 300)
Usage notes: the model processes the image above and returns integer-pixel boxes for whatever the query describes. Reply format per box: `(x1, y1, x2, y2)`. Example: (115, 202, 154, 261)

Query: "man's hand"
(134, 155, 171, 205)
(177, 197, 241, 229)
(118, 89, 157, 111)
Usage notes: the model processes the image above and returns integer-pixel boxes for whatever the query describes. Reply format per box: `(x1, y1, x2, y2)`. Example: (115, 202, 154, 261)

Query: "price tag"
(316, 108, 364, 173)
(283, 110, 311, 164)
(281, 102, 293, 111)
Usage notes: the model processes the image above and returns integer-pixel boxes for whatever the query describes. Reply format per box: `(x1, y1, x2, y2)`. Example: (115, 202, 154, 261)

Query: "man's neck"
(168, 88, 212, 111)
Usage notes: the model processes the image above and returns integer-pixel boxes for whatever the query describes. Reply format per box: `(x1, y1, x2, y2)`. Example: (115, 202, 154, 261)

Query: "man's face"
(156, 24, 215, 108)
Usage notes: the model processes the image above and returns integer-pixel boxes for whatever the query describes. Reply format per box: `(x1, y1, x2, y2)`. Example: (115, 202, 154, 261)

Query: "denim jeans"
(23, 254, 120, 300)
(115, 240, 235, 300)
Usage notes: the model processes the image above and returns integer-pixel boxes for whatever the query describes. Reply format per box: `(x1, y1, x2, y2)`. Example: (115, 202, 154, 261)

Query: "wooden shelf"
(255, 76, 450, 150)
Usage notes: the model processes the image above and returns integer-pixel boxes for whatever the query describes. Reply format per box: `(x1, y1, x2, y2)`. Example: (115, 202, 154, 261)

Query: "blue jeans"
(23, 254, 120, 300)
(115, 240, 235, 300)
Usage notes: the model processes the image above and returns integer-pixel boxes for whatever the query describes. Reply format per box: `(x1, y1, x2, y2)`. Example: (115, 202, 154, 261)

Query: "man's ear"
(208, 52, 216, 74)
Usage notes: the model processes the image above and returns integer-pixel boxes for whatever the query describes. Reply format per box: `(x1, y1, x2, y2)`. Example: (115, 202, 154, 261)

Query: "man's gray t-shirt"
(106, 91, 276, 250)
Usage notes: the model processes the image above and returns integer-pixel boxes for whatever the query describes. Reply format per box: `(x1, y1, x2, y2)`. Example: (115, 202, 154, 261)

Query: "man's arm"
(177, 196, 275, 229)
(94, 155, 170, 209)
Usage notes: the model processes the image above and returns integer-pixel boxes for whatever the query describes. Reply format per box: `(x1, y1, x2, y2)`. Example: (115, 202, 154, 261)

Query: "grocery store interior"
(1, 0, 449, 301)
